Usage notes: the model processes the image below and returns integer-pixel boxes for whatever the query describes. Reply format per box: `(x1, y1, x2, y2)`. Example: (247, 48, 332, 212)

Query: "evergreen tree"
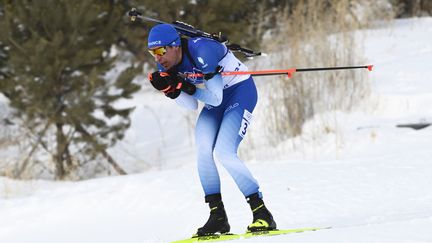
(0, 1, 141, 179)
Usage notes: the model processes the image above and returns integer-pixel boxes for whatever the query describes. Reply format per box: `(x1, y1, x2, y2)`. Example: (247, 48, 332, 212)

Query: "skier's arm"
(192, 74, 223, 106)
(189, 40, 225, 106)
(175, 92, 198, 110)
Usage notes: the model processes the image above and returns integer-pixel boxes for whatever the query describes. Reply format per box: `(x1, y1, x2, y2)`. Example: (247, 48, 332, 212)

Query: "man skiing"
(147, 23, 277, 236)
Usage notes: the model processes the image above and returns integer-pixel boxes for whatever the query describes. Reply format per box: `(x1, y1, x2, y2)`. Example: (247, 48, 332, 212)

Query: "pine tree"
(0, 1, 141, 179)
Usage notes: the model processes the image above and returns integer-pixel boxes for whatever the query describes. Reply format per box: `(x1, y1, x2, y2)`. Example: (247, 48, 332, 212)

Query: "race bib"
(239, 109, 253, 138)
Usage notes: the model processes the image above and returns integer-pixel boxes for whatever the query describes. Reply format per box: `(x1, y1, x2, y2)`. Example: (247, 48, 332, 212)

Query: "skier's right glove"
(148, 71, 196, 99)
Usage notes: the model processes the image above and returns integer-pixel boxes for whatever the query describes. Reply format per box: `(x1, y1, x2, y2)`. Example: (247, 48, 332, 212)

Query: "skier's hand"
(148, 71, 196, 99)
(148, 71, 181, 99)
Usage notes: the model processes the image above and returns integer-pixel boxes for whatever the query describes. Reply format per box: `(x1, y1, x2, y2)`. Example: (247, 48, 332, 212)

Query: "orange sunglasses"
(148, 46, 167, 57)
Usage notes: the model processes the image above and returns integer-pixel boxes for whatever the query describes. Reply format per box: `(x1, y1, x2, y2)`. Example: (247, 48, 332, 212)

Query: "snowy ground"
(1, 18, 432, 243)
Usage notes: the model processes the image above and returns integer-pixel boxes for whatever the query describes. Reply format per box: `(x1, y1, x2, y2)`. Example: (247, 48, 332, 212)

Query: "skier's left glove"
(148, 71, 196, 99)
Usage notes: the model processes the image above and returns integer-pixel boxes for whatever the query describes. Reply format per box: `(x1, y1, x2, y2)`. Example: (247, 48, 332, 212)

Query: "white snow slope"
(1, 18, 432, 243)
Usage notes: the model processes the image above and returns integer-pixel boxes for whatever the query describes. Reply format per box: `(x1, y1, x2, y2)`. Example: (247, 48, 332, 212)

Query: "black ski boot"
(195, 193, 230, 237)
(246, 193, 277, 232)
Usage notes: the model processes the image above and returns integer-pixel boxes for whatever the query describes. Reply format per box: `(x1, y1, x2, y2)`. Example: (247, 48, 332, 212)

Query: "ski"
(170, 227, 330, 243)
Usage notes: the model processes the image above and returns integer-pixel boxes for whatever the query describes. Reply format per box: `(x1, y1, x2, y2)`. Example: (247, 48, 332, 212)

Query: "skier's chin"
(161, 62, 172, 70)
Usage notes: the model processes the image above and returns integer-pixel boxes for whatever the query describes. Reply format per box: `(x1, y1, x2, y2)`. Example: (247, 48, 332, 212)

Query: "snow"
(1, 17, 432, 243)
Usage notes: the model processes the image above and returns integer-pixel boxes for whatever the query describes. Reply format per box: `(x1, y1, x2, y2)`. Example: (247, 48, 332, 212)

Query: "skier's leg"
(213, 78, 259, 197)
(213, 78, 276, 231)
(195, 107, 223, 196)
(195, 106, 230, 236)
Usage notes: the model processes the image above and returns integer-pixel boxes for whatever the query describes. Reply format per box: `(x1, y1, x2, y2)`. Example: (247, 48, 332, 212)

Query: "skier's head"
(147, 24, 182, 70)
(147, 24, 181, 49)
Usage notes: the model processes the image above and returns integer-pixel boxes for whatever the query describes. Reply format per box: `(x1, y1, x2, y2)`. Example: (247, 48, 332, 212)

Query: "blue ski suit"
(158, 37, 261, 198)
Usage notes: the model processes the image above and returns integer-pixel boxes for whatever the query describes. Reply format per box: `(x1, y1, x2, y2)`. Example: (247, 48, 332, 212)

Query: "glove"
(148, 71, 181, 99)
(148, 71, 196, 99)
(204, 65, 223, 80)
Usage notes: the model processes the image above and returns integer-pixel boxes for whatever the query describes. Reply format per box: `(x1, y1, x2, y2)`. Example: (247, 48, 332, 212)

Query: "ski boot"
(246, 193, 277, 232)
(194, 193, 231, 237)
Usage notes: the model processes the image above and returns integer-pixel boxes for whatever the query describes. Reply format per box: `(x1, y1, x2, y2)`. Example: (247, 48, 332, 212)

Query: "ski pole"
(295, 65, 373, 72)
(185, 65, 373, 79)
(222, 69, 296, 77)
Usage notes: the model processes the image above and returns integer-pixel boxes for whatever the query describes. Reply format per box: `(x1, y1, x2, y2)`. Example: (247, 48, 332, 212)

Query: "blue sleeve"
(192, 74, 223, 106)
(187, 39, 226, 106)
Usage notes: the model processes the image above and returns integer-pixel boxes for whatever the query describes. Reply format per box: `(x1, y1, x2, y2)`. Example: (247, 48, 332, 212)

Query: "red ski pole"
(185, 65, 373, 79)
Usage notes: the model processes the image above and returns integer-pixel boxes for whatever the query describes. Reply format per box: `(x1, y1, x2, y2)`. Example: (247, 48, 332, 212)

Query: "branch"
(16, 121, 52, 178)
(75, 124, 127, 175)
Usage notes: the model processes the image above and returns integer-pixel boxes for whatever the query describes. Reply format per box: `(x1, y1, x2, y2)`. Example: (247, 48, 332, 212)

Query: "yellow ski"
(170, 227, 330, 243)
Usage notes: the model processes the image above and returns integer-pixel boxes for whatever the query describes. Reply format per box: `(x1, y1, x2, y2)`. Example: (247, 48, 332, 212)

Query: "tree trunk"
(55, 122, 66, 179)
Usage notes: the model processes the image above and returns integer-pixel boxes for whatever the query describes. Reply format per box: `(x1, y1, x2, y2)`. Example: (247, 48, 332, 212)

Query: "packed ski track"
(1, 18, 432, 243)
